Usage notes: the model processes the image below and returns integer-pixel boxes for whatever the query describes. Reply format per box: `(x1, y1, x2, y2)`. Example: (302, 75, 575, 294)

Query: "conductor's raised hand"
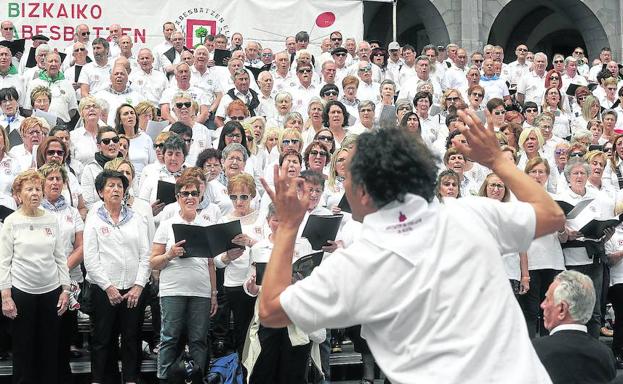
(455, 109, 505, 170)
(260, 163, 309, 230)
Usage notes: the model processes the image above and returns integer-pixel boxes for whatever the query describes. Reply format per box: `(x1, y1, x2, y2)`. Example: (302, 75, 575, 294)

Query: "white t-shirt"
(606, 224, 623, 286)
(154, 211, 217, 297)
(280, 194, 551, 384)
(44, 204, 85, 282)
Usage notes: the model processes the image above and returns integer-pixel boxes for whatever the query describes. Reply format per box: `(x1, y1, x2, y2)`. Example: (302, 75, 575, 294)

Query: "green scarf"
(0, 64, 17, 77)
(38, 70, 65, 83)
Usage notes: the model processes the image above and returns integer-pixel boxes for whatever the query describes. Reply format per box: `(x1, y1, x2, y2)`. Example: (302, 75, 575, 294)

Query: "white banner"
(1, 0, 363, 52)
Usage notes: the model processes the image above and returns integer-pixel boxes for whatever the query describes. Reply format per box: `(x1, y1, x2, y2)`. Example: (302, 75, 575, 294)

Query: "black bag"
(77, 281, 94, 315)
(168, 352, 204, 384)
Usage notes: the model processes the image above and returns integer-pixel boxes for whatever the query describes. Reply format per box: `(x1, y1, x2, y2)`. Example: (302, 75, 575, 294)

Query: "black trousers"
(11, 287, 61, 384)
(610, 283, 623, 354)
(518, 269, 561, 338)
(249, 327, 312, 384)
(223, 286, 256, 359)
(90, 285, 145, 383)
(58, 309, 78, 384)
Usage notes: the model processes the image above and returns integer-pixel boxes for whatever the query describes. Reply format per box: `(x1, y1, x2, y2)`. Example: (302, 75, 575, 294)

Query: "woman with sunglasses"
(466, 84, 485, 112)
(49, 125, 84, 179)
(214, 173, 262, 371)
(149, 174, 218, 381)
(36, 137, 88, 219)
(81, 127, 121, 209)
(170, 93, 213, 167)
(303, 140, 330, 176)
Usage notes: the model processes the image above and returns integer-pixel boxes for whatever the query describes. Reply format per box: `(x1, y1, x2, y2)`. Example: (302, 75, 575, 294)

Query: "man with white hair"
(533, 270, 616, 383)
(517, 52, 548, 105)
(129, 48, 168, 107)
(94, 64, 145, 126)
(160, 31, 187, 77)
(244, 41, 263, 69)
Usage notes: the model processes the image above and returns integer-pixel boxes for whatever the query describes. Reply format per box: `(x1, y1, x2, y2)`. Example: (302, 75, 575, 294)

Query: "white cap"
(388, 42, 400, 51)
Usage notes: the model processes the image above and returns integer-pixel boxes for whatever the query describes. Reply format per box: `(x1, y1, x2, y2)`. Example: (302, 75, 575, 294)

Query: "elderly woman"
(260, 127, 281, 166)
(39, 163, 85, 380)
(114, 103, 155, 182)
(340, 75, 360, 118)
(558, 156, 615, 338)
(440, 88, 464, 116)
(83, 169, 151, 384)
(499, 123, 522, 150)
(302, 98, 324, 144)
(269, 91, 293, 128)
(262, 128, 304, 188)
(443, 148, 476, 196)
(303, 140, 330, 176)
(602, 109, 618, 144)
(587, 120, 604, 146)
(518, 157, 565, 338)
(323, 100, 350, 148)
(282, 112, 304, 133)
(150, 175, 218, 381)
(478, 173, 529, 295)
(70, 96, 103, 167)
(0, 169, 70, 383)
(585, 150, 615, 199)
(138, 135, 187, 219)
(217, 143, 261, 204)
(214, 173, 262, 366)
(29, 86, 65, 126)
(170, 92, 212, 166)
(395, 99, 413, 125)
(9, 116, 46, 170)
(435, 169, 461, 202)
(36, 136, 88, 218)
(0, 126, 20, 196)
(375, 79, 396, 121)
(81, 127, 121, 209)
(350, 100, 376, 134)
(517, 127, 545, 171)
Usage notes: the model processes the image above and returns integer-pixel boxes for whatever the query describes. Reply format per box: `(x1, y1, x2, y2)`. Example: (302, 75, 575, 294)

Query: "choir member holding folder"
(150, 175, 218, 381)
(214, 173, 262, 367)
(556, 156, 615, 338)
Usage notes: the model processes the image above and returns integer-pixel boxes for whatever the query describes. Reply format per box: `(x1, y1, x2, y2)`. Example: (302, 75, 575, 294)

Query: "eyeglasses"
(525, 108, 538, 113)
(310, 150, 328, 157)
(323, 91, 338, 97)
(84, 103, 99, 110)
(179, 190, 200, 198)
(100, 136, 120, 145)
(549, 76, 559, 80)
(608, 87, 617, 91)
(229, 116, 245, 121)
(226, 133, 242, 139)
(446, 97, 460, 102)
(261, 53, 272, 57)
(398, 106, 412, 111)
(26, 130, 42, 136)
(282, 139, 300, 145)
(358, 66, 372, 73)
(528, 169, 547, 175)
(229, 194, 250, 201)
(297, 68, 312, 74)
(487, 183, 505, 189)
(73, 47, 86, 53)
(493, 110, 505, 116)
(470, 92, 483, 98)
(153, 143, 164, 150)
(175, 101, 192, 109)
(203, 163, 221, 169)
(46, 150, 65, 157)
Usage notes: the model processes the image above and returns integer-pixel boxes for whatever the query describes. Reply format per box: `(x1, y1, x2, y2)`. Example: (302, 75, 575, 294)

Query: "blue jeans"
(158, 296, 212, 379)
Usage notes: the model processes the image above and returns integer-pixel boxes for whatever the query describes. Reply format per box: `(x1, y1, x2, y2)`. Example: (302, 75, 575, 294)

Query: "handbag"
(77, 280, 95, 315)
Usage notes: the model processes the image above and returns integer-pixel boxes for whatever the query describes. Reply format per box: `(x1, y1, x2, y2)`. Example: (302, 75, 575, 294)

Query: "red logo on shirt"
(65, 215, 73, 224)
(101, 227, 110, 236)
(398, 212, 407, 222)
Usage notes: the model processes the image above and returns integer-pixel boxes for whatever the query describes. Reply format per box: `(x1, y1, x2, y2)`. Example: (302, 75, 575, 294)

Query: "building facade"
(364, 0, 621, 62)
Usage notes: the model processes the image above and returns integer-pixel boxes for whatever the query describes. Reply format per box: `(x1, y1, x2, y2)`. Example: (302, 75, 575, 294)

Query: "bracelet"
(63, 289, 71, 294)
(521, 276, 530, 280)
(211, 290, 218, 296)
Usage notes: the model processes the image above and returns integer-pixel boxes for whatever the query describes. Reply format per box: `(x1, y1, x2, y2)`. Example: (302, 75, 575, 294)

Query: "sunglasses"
(183, 138, 193, 144)
(331, 37, 343, 41)
(282, 139, 300, 145)
(446, 97, 460, 102)
(554, 149, 568, 156)
(608, 88, 617, 91)
(574, 51, 584, 55)
(153, 143, 164, 150)
(493, 110, 505, 116)
(525, 108, 538, 113)
(73, 47, 86, 53)
(175, 102, 192, 109)
(310, 150, 328, 157)
(569, 152, 586, 158)
(178, 190, 199, 197)
(473, 59, 483, 63)
(46, 150, 65, 157)
(246, 136, 254, 142)
(229, 194, 250, 201)
(298, 68, 312, 74)
(317, 136, 333, 142)
(358, 66, 372, 73)
(549, 76, 559, 80)
(2, 27, 13, 31)
(471, 92, 483, 98)
(398, 106, 412, 111)
(229, 116, 245, 121)
(334, 52, 347, 57)
(226, 133, 242, 139)
(100, 136, 120, 145)
(553, 60, 563, 64)
(81, 31, 91, 36)
(323, 91, 338, 97)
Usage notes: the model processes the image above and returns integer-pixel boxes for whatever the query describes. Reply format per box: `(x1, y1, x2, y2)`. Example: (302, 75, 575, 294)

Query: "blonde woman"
(322, 147, 349, 214)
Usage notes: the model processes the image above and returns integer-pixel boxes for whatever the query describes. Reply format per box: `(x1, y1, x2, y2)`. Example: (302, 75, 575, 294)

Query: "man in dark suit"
(533, 270, 616, 383)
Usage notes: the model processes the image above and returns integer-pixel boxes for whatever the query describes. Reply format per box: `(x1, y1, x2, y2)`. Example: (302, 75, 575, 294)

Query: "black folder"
(579, 215, 623, 240)
(337, 194, 351, 214)
(0, 39, 25, 57)
(156, 180, 176, 205)
(7, 128, 22, 148)
(0, 205, 14, 223)
(172, 220, 243, 258)
(255, 251, 324, 285)
(302, 214, 343, 250)
(214, 49, 231, 67)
